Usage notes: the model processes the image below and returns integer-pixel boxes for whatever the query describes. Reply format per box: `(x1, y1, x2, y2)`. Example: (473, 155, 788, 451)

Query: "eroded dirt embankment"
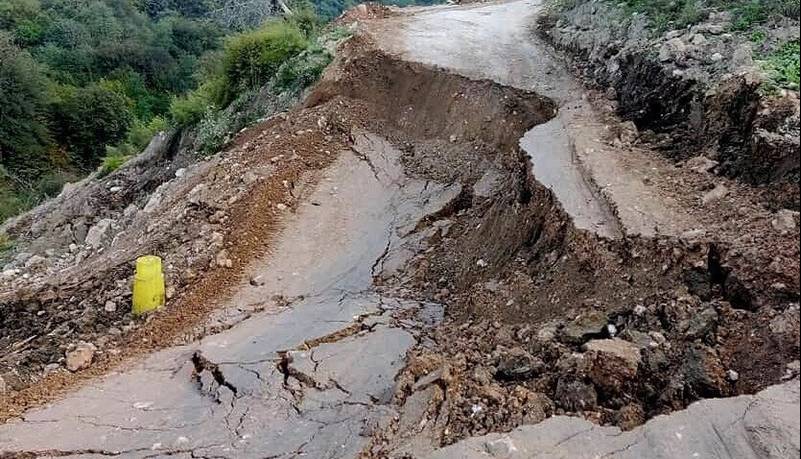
(321, 44, 800, 458)
(538, 0, 800, 210)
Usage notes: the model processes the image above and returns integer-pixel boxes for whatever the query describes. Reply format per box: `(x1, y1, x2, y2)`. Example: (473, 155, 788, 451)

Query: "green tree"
(0, 33, 51, 174)
(51, 83, 134, 167)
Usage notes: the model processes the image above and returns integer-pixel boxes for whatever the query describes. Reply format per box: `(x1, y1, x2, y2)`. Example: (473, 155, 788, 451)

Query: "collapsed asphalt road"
(0, 134, 457, 457)
(1, 0, 799, 458)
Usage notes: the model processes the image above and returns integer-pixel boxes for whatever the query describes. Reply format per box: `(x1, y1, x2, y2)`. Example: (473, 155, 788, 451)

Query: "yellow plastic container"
(132, 255, 165, 315)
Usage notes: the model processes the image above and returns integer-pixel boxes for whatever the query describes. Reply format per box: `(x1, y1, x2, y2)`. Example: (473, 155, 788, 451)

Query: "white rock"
(701, 184, 729, 205)
(85, 218, 114, 248)
(771, 210, 799, 234)
(175, 168, 187, 178)
(727, 369, 740, 381)
(66, 342, 97, 372)
(104, 300, 118, 313)
(659, 38, 687, 62)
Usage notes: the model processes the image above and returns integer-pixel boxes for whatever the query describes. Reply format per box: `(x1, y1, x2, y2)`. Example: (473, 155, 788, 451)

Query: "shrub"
(170, 82, 217, 126)
(274, 44, 332, 92)
(762, 40, 801, 90)
(221, 21, 308, 103)
(100, 151, 131, 176)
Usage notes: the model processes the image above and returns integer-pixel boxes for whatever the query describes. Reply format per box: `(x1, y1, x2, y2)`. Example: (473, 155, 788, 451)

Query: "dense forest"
(0, 0, 437, 222)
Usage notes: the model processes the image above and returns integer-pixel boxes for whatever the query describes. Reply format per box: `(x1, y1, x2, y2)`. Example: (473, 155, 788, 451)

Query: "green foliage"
(274, 43, 332, 92)
(169, 78, 222, 126)
(617, 0, 800, 32)
(50, 83, 134, 167)
(0, 230, 15, 260)
(0, 33, 51, 173)
(620, 0, 706, 31)
(220, 21, 308, 103)
(761, 40, 801, 90)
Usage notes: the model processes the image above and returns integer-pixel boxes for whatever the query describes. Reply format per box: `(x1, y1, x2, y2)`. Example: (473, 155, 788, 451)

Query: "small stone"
(476, 259, 488, 268)
(449, 134, 458, 143)
(605, 86, 618, 100)
(727, 369, 740, 382)
(66, 342, 97, 372)
(711, 52, 724, 62)
(485, 437, 517, 457)
(250, 275, 266, 287)
(0, 375, 5, 394)
(560, 310, 608, 345)
(701, 184, 729, 205)
(215, 250, 233, 268)
(616, 403, 645, 431)
(771, 210, 799, 234)
(85, 218, 114, 249)
(691, 34, 707, 46)
(683, 344, 727, 396)
(495, 347, 544, 381)
(109, 186, 123, 193)
(685, 156, 718, 173)
(583, 339, 642, 393)
(43, 363, 61, 375)
(104, 301, 118, 313)
(555, 377, 597, 412)
(659, 38, 687, 62)
(732, 44, 753, 68)
(175, 168, 186, 178)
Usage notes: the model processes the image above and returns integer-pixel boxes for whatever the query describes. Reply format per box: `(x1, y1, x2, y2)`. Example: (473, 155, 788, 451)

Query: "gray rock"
(560, 311, 608, 344)
(495, 347, 544, 381)
(772, 209, 799, 234)
(555, 377, 597, 412)
(659, 38, 687, 62)
(732, 43, 754, 69)
(425, 381, 801, 459)
(85, 218, 114, 249)
(701, 184, 729, 205)
(685, 155, 718, 173)
(0, 374, 6, 394)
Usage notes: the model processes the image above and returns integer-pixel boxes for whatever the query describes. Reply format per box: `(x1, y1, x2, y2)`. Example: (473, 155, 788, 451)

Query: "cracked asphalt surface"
(0, 133, 451, 458)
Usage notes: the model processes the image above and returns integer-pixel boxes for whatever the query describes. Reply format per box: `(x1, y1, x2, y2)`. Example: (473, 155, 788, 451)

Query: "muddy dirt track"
(1, 0, 799, 458)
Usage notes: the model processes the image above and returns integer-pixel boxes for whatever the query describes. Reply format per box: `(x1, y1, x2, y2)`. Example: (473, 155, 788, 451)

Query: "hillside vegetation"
(0, 0, 439, 223)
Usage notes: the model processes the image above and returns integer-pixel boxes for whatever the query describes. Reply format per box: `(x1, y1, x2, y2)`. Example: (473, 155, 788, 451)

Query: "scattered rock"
(560, 310, 608, 345)
(215, 250, 233, 268)
(0, 375, 5, 394)
(583, 339, 642, 393)
(495, 347, 544, 381)
(726, 369, 740, 382)
(659, 38, 687, 62)
(249, 275, 266, 287)
(683, 344, 727, 396)
(84, 219, 114, 249)
(685, 156, 718, 173)
(555, 377, 597, 412)
(701, 184, 729, 205)
(104, 300, 118, 313)
(512, 386, 553, 424)
(616, 403, 645, 431)
(65, 342, 97, 372)
(771, 209, 799, 234)
(682, 305, 718, 339)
